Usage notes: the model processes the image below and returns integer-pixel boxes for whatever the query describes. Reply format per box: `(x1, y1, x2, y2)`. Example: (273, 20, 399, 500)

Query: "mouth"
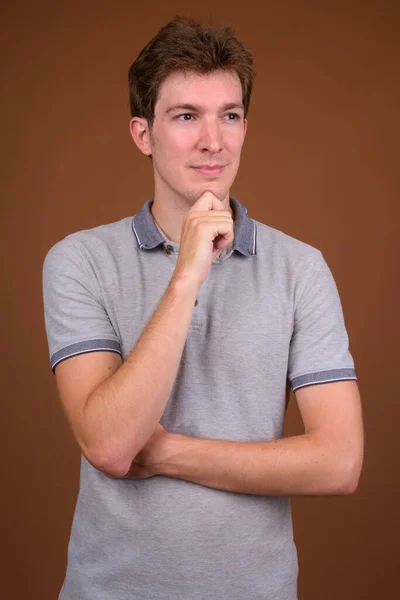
(192, 165, 226, 176)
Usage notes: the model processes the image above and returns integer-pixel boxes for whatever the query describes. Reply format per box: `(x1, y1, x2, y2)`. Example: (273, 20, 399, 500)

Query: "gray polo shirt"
(42, 196, 357, 600)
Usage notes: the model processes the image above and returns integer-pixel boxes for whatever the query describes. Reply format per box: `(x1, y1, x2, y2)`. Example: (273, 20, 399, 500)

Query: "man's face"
(147, 70, 247, 204)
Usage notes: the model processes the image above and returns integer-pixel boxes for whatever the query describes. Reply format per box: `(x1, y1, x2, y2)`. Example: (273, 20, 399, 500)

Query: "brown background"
(2, 1, 399, 598)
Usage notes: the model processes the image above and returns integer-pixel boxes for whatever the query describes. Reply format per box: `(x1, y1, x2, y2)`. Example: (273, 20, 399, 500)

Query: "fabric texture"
(42, 196, 357, 600)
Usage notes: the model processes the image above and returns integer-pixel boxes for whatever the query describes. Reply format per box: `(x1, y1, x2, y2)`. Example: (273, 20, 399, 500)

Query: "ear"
(243, 117, 248, 137)
(129, 117, 152, 156)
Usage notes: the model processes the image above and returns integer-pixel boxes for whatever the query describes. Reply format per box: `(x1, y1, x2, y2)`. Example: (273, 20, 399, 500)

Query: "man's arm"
(54, 273, 198, 478)
(146, 381, 364, 496)
(50, 192, 233, 479)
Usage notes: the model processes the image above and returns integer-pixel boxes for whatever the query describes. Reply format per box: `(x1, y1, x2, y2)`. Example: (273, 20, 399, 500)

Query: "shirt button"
(165, 245, 174, 255)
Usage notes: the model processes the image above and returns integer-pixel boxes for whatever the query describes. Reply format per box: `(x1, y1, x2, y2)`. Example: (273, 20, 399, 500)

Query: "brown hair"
(128, 16, 255, 128)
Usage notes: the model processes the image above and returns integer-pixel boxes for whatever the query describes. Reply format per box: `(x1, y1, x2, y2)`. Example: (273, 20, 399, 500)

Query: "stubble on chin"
(185, 187, 228, 203)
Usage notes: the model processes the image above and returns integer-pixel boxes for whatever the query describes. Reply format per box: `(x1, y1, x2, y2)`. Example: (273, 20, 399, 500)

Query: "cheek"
(173, 129, 197, 154)
(224, 130, 245, 153)
(156, 133, 194, 165)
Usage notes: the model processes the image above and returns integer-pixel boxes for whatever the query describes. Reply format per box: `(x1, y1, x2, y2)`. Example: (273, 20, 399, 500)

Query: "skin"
(124, 72, 364, 490)
(123, 423, 167, 479)
(126, 69, 248, 479)
(129, 69, 248, 243)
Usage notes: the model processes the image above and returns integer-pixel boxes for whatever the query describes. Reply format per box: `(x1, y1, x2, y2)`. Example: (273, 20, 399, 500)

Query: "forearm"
(156, 432, 352, 496)
(84, 275, 198, 477)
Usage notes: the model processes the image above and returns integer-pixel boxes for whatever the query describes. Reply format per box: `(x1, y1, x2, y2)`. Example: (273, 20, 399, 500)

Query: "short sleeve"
(42, 237, 122, 373)
(288, 250, 357, 392)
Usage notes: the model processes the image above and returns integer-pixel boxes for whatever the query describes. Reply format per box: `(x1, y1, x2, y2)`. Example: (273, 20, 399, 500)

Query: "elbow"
(99, 457, 129, 479)
(343, 435, 365, 495)
(338, 459, 363, 495)
(84, 443, 133, 479)
(340, 475, 360, 495)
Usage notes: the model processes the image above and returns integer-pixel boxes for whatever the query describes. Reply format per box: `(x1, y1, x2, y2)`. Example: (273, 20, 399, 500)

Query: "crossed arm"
(129, 380, 364, 497)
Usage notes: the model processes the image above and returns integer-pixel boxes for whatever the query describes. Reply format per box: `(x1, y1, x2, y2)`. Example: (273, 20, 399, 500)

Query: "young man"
(42, 16, 364, 600)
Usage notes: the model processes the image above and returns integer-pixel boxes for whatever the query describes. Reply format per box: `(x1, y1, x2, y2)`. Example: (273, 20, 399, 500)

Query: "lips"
(192, 165, 226, 176)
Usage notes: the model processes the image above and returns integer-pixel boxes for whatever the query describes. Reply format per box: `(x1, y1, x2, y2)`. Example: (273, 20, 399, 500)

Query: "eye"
(177, 113, 194, 121)
(225, 113, 240, 120)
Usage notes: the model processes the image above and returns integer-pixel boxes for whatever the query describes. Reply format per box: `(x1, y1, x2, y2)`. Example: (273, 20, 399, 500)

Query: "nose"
(198, 119, 223, 153)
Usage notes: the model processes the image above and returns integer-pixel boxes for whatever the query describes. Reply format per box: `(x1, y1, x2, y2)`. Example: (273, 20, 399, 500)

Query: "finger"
(191, 191, 225, 212)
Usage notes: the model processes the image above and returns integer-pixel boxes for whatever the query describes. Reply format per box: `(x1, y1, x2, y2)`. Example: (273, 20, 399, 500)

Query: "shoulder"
(43, 216, 134, 269)
(251, 217, 323, 274)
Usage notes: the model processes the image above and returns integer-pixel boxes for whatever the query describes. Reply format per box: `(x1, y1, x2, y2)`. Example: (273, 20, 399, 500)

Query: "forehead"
(155, 70, 243, 112)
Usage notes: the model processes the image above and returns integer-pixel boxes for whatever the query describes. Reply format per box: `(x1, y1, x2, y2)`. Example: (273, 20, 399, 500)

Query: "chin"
(192, 187, 229, 203)
(210, 188, 228, 202)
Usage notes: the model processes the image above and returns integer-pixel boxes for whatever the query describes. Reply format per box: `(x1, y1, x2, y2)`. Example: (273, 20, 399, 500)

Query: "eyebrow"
(165, 102, 245, 115)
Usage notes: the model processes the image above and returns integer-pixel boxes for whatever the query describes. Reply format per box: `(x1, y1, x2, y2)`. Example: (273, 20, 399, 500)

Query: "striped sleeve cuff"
(50, 339, 122, 373)
(291, 368, 357, 392)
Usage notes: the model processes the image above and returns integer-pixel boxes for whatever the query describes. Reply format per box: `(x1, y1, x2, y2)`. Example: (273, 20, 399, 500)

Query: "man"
(42, 16, 364, 600)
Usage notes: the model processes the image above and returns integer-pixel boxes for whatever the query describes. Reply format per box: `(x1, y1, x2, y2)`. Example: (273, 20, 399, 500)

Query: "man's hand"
(173, 191, 234, 288)
(122, 423, 170, 479)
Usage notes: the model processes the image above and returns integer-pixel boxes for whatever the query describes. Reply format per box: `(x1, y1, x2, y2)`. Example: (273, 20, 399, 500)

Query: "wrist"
(170, 270, 200, 296)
